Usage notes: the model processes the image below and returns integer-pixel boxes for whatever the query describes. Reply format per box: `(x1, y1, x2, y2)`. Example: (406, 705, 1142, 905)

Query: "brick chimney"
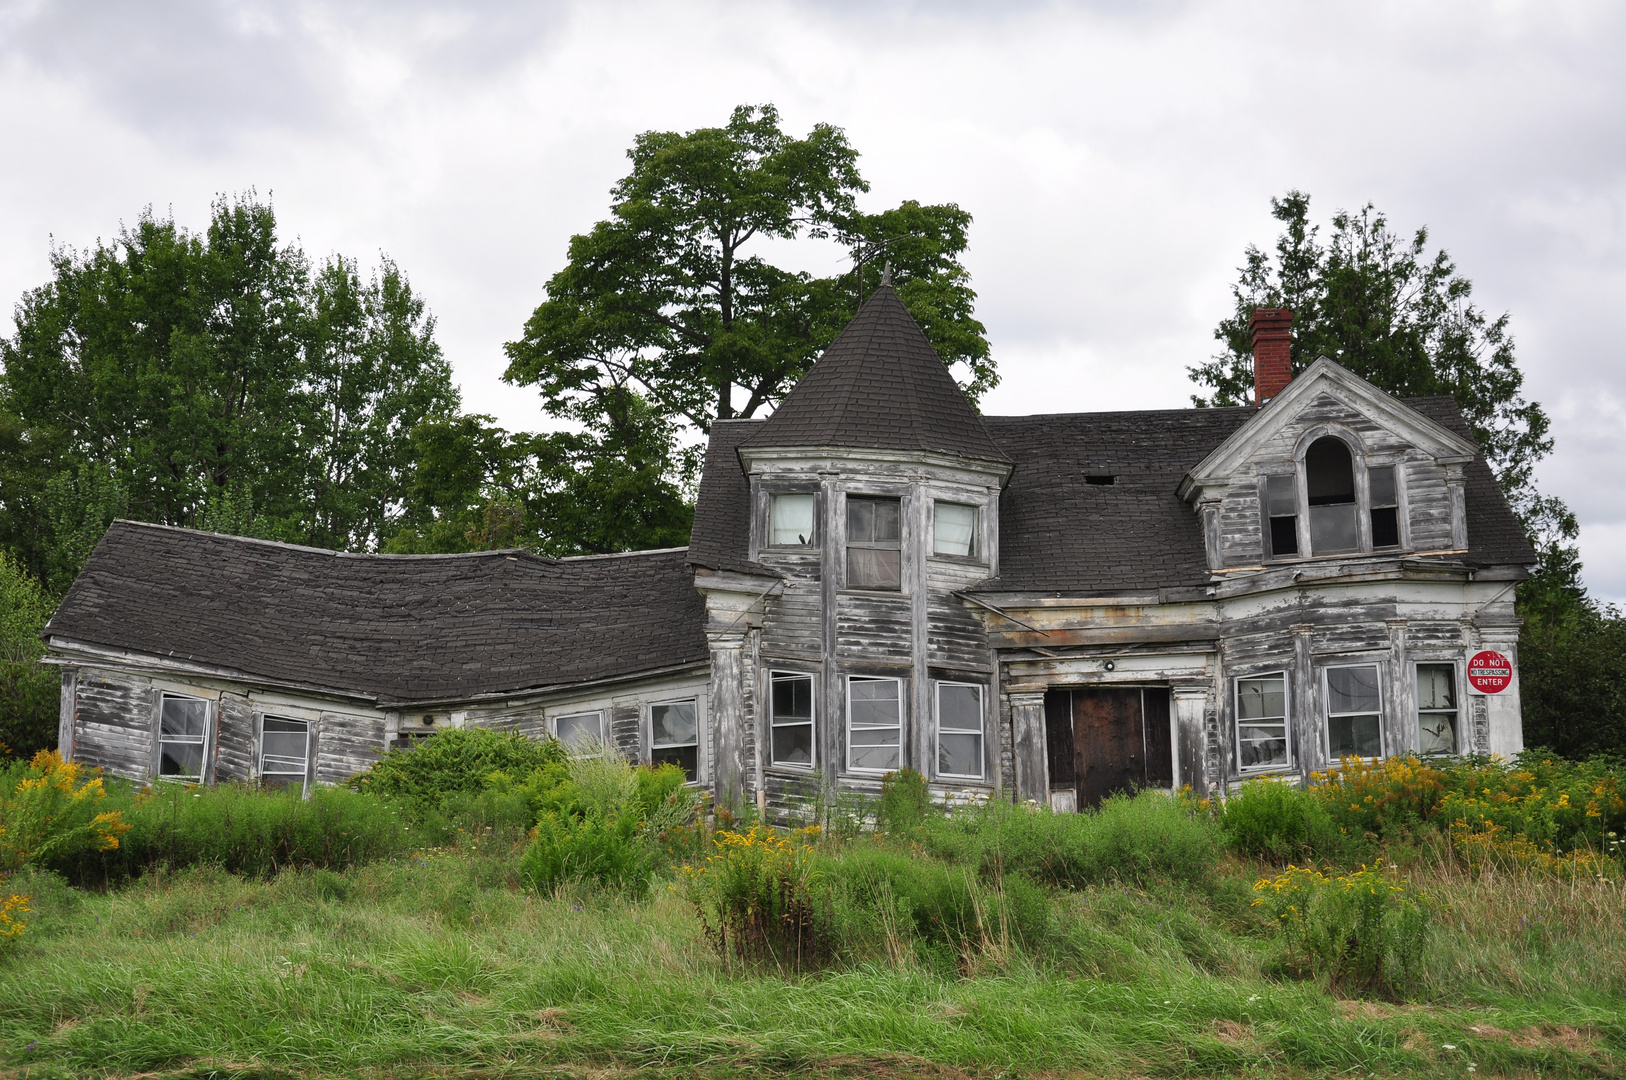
(1250, 307, 1293, 405)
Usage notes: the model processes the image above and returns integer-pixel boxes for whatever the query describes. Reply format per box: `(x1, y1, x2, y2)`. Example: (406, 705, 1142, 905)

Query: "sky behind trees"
(1, 0, 1622, 599)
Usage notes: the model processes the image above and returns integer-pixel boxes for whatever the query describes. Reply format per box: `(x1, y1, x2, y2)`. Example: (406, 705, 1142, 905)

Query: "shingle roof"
(739, 284, 1009, 465)
(688, 418, 774, 577)
(973, 396, 1535, 594)
(689, 396, 1536, 595)
(45, 522, 709, 705)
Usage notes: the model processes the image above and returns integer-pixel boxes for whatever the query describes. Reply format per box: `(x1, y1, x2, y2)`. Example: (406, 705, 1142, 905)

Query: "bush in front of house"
(922, 789, 1222, 889)
(349, 727, 567, 808)
(520, 751, 698, 896)
(1220, 777, 1352, 864)
(1253, 863, 1430, 997)
(0, 751, 130, 872)
(45, 780, 420, 884)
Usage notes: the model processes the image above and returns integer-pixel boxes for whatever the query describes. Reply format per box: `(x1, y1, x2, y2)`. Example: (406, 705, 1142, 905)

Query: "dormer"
(1177, 356, 1480, 571)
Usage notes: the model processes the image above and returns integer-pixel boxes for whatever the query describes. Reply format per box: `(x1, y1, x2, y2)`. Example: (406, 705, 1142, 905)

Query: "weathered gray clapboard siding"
(1408, 621, 1467, 650)
(1219, 628, 1295, 669)
(756, 550, 822, 581)
(834, 593, 913, 664)
(739, 640, 759, 795)
(926, 597, 993, 673)
(1404, 462, 1455, 549)
(72, 672, 153, 779)
(611, 702, 641, 760)
(996, 691, 1016, 793)
(314, 711, 387, 784)
(471, 710, 548, 741)
(1309, 622, 1392, 655)
(214, 693, 258, 782)
(1218, 479, 1264, 565)
(759, 581, 823, 659)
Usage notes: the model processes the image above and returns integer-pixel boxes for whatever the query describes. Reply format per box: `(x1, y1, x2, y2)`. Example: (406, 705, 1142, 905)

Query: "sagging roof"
(45, 521, 709, 705)
(738, 284, 1009, 466)
(689, 396, 1536, 595)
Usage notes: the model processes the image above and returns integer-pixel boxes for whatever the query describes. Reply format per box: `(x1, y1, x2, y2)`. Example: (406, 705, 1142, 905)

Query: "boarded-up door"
(1046, 687, 1175, 808)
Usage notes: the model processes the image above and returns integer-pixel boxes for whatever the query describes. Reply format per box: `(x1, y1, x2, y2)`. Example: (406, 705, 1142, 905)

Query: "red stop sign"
(1467, 650, 1513, 694)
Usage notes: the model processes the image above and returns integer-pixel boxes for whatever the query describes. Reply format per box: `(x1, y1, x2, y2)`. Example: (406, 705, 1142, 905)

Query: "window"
(260, 716, 310, 791)
(846, 496, 902, 590)
(770, 672, 815, 767)
(769, 493, 815, 547)
(554, 711, 606, 752)
(1369, 465, 1400, 548)
(1236, 674, 1289, 770)
(1306, 437, 1358, 554)
(651, 699, 699, 781)
(158, 693, 210, 780)
(847, 676, 903, 772)
(935, 681, 984, 779)
(1326, 664, 1382, 759)
(933, 502, 978, 558)
(1417, 664, 1458, 754)
(1265, 474, 1298, 557)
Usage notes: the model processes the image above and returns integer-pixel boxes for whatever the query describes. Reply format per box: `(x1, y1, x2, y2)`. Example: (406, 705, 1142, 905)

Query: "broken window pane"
(1235, 674, 1288, 770)
(769, 493, 815, 546)
(847, 496, 903, 589)
(1417, 663, 1458, 754)
(770, 672, 815, 767)
(652, 700, 699, 781)
(158, 694, 209, 779)
(936, 682, 983, 778)
(260, 716, 309, 790)
(1265, 474, 1298, 557)
(1369, 465, 1400, 547)
(933, 502, 978, 558)
(848, 677, 902, 772)
(1306, 437, 1359, 554)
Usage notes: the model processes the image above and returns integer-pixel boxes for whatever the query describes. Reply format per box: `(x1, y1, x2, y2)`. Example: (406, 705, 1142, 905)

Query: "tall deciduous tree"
(0, 194, 458, 586)
(503, 104, 995, 445)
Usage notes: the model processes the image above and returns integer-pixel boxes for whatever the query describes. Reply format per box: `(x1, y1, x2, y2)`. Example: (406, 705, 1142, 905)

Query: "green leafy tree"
(504, 104, 995, 442)
(0, 195, 458, 584)
(0, 553, 57, 757)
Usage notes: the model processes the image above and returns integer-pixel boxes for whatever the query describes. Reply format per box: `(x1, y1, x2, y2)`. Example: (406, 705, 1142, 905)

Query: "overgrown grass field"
(1, 737, 1623, 1078)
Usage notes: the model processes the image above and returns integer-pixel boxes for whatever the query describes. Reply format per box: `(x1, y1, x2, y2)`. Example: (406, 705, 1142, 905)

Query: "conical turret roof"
(739, 284, 1009, 465)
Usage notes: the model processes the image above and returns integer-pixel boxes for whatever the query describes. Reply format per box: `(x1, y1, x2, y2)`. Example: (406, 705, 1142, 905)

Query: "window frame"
(931, 500, 981, 562)
(1260, 473, 1300, 559)
(767, 492, 817, 549)
(1266, 430, 1412, 560)
(552, 709, 608, 754)
(934, 680, 985, 781)
(1323, 662, 1385, 761)
(1234, 672, 1292, 774)
(1415, 661, 1460, 756)
(649, 697, 702, 783)
(258, 714, 311, 794)
(768, 670, 817, 770)
(156, 692, 211, 782)
(844, 494, 904, 592)
(845, 675, 905, 775)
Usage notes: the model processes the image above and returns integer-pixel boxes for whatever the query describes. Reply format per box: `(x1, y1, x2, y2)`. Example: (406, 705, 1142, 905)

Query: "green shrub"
(1221, 777, 1350, 863)
(680, 824, 831, 970)
(1253, 864, 1429, 997)
(875, 768, 933, 834)
(0, 751, 130, 871)
(349, 727, 565, 808)
(47, 781, 419, 884)
(523, 810, 652, 895)
(923, 790, 1220, 889)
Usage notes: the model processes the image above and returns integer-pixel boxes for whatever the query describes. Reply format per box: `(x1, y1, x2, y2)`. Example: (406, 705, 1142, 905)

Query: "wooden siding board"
(314, 711, 386, 784)
(215, 693, 257, 782)
(835, 594, 913, 663)
(73, 673, 152, 780)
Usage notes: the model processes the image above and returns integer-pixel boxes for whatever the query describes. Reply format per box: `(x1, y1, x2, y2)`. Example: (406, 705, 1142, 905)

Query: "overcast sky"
(2, 0, 1622, 598)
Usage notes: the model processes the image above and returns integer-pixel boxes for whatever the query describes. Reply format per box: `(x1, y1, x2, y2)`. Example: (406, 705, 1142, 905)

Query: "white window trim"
(551, 709, 608, 753)
(931, 500, 982, 561)
(845, 675, 905, 775)
(259, 714, 311, 795)
(768, 670, 816, 771)
(156, 692, 211, 782)
(648, 696, 704, 784)
(1234, 672, 1292, 774)
(1323, 662, 1385, 761)
(934, 680, 985, 781)
(1415, 661, 1461, 756)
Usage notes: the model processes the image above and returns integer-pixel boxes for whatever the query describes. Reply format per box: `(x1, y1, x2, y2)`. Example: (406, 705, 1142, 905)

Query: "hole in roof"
(1085, 474, 1116, 486)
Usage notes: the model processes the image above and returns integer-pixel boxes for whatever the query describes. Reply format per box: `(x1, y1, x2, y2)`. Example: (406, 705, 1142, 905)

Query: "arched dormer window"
(1262, 432, 1405, 560)
(1306, 436, 1358, 554)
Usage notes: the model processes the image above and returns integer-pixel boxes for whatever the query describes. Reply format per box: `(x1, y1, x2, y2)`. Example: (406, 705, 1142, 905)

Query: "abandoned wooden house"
(44, 286, 1535, 811)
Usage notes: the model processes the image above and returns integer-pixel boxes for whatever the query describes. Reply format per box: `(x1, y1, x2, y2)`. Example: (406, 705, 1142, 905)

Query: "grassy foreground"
(3, 836, 1623, 1079)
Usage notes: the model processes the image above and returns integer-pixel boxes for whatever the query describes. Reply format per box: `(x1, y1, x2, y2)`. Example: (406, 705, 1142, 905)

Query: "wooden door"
(1073, 688, 1144, 807)
(1143, 688, 1174, 788)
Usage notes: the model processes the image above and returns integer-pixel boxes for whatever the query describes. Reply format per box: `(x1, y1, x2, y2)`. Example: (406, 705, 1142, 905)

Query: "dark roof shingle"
(46, 522, 709, 705)
(739, 284, 1008, 464)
